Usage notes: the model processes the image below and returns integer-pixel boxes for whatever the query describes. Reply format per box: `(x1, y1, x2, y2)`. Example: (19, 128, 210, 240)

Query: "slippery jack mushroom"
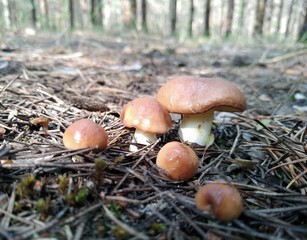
(63, 119, 108, 151)
(156, 141, 199, 181)
(120, 97, 172, 151)
(195, 182, 243, 222)
(156, 76, 246, 147)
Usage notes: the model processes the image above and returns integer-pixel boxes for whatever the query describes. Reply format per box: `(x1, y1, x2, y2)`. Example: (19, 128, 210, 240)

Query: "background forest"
(0, 0, 307, 42)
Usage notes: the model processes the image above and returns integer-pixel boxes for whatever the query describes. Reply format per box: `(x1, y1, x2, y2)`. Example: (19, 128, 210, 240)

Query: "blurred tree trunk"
(91, 0, 103, 27)
(170, 0, 177, 35)
(69, 0, 74, 29)
(224, 0, 234, 38)
(203, 0, 211, 36)
(285, 0, 295, 37)
(298, 1, 307, 41)
(188, 0, 194, 37)
(220, 0, 225, 35)
(275, 0, 283, 34)
(238, 0, 246, 29)
(254, 0, 267, 36)
(7, 0, 17, 28)
(30, 0, 37, 28)
(123, 0, 136, 29)
(265, 0, 274, 34)
(1, 0, 10, 28)
(141, 0, 147, 32)
(43, 0, 50, 28)
(75, 0, 83, 29)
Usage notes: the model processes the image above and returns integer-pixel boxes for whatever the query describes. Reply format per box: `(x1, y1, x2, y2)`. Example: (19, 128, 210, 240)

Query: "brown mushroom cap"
(63, 119, 108, 150)
(120, 97, 172, 134)
(156, 141, 199, 181)
(195, 182, 243, 222)
(156, 76, 246, 114)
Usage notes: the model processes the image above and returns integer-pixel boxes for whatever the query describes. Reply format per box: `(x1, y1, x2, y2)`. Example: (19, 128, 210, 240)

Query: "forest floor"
(0, 32, 306, 240)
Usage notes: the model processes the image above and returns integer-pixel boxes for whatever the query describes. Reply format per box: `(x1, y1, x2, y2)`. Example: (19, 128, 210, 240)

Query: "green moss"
(148, 222, 166, 236)
(111, 226, 129, 239)
(16, 174, 36, 198)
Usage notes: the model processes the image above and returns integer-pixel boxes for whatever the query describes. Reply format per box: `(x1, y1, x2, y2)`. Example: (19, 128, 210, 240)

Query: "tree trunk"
(91, 0, 103, 27)
(238, 0, 246, 29)
(285, 0, 295, 37)
(275, 0, 283, 34)
(7, 0, 17, 28)
(203, 0, 211, 36)
(131, 0, 137, 28)
(170, 0, 177, 35)
(141, 0, 147, 32)
(43, 0, 50, 28)
(298, 2, 307, 41)
(220, 0, 225, 35)
(2, 0, 10, 28)
(265, 0, 274, 34)
(254, 0, 267, 36)
(69, 0, 74, 29)
(30, 0, 37, 28)
(122, 0, 137, 29)
(224, 0, 234, 38)
(188, 0, 194, 37)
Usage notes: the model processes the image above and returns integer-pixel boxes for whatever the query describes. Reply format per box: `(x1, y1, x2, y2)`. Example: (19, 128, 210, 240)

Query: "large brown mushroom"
(156, 141, 199, 181)
(156, 76, 246, 147)
(63, 119, 108, 151)
(195, 182, 243, 222)
(121, 97, 172, 151)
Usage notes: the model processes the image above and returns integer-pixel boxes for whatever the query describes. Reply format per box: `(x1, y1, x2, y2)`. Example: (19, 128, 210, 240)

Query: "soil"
(0, 33, 306, 240)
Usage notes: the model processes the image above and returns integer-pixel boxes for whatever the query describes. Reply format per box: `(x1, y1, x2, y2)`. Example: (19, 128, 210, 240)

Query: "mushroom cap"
(63, 119, 108, 150)
(156, 76, 246, 114)
(195, 182, 243, 222)
(120, 97, 172, 134)
(156, 141, 199, 181)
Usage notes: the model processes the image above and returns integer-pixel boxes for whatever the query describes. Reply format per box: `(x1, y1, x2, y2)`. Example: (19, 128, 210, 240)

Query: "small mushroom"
(120, 97, 172, 151)
(195, 182, 243, 222)
(156, 141, 199, 181)
(63, 119, 108, 150)
(31, 116, 51, 131)
(156, 76, 246, 147)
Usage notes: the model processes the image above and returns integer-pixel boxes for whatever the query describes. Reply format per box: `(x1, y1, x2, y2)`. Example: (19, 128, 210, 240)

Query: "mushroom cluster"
(61, 75, 246, 223)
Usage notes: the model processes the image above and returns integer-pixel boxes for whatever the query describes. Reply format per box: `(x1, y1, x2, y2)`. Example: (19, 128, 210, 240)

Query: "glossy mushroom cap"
(156, 76, 246, 147)
(121, 97, 172, 134)
(195, 182, 243, 222)
(156, 76, 246, 114)
(63, 119, 108, 150)
(121, 97, 172, 151)
(156, 141, 199, 181)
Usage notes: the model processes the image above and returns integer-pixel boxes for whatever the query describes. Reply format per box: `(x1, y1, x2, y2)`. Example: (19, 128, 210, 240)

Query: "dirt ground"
(0, 33, 306, 239)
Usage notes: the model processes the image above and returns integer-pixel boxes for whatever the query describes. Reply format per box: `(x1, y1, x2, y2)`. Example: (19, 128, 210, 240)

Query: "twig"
(258, 49, 307, 64)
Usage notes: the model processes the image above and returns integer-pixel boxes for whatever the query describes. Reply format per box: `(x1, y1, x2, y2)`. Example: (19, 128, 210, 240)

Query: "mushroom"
(63, 119, 108, 150)
(31, 116, 51, 131)
(195, 182, 243, 222)
(156, 141, 199, 181)
(120, 97, 172, 151)
(156, 76, 246, 147)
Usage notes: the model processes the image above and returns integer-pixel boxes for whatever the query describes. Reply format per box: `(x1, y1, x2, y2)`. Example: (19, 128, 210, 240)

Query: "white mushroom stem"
(178, 110, 215, 147)
(129, 129, 157, 152)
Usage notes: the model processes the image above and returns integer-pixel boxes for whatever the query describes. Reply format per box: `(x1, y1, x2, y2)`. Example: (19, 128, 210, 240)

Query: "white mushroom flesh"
(178, 110, 215, 147)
